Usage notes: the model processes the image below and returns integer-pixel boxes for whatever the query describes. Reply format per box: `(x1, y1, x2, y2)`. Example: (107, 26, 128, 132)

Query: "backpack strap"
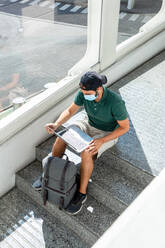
(59, 154, 70, 210)
(60, 154, 69, 191)
(42, 156, 53, 205)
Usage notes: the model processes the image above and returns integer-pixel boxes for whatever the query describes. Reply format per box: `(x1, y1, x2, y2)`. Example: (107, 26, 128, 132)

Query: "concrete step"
(36, 136, 153, 207)
(92, 151, 154, 205)
(36, 136, 55, 162)
(0, 188, 88, 248)
(15, 161, 122, 246)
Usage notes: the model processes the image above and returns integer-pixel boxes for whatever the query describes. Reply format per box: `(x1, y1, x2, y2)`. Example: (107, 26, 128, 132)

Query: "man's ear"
(97, 86, 102, 92)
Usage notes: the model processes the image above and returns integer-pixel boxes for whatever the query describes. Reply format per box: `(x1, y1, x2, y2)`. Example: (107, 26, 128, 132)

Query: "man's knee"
(81, 149, 97, 161)
(54, 137, 66, 146)
(52, 137, 67, 157)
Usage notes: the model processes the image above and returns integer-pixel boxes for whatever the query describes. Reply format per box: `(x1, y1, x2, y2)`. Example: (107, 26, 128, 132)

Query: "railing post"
(127, 0, 135, 10)
(68, 0, 103, 76)
(99, 0, 120, 71)
(140, 0, 165, 32)
(68, 0, 120, 75)
(160, 0, 165, 13)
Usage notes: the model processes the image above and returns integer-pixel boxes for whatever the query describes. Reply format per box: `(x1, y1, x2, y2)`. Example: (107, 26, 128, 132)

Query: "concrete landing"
(110, 50, 165, 176)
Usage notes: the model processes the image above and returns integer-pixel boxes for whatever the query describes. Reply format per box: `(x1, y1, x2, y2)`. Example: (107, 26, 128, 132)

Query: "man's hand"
(86, 138, 104, 155)
(45, 123, 59, 134)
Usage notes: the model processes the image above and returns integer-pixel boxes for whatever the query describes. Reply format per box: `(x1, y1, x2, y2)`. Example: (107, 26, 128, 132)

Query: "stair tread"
(18, 160, 42, 185)
(71, 194, 119, 236)
(36, 136, 55, 154)
(92, 152, 153, 205)
(0, 188, 88, 248)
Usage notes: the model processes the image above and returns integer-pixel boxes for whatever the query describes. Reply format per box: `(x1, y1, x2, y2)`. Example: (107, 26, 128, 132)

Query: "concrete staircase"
(1, 131, 152, 247)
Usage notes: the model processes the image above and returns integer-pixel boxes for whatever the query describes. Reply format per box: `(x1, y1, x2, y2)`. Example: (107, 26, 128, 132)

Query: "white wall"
(0, 77, 78, 197)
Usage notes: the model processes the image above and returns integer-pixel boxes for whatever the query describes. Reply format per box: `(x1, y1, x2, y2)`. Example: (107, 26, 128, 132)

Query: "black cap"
(79, 71, 107, 91)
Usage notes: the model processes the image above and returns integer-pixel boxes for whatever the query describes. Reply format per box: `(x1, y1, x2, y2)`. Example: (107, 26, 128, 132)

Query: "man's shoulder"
(78, 89, 83, 95)
(106, 88, 123, 102)
(74, 90, 84, 106)
(75, 90, 83, 98)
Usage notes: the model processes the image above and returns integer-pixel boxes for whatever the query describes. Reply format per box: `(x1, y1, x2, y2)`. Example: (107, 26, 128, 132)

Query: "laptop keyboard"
(62, 131, 88, 151)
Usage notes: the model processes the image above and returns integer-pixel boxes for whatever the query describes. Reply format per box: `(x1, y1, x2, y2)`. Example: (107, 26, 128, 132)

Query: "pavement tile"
(0, 2, 52, 17)
(40, 9, 87, 25)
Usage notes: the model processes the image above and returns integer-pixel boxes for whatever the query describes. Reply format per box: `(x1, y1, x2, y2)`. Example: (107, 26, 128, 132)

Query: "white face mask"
(84, 94, 97, 101)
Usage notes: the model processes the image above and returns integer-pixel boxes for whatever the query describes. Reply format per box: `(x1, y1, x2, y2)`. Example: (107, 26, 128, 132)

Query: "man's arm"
(87, 118, 129, 154)
(101, 117, 129, 143)
(54, 103, 81, 127)
(45, 103, 81, 133)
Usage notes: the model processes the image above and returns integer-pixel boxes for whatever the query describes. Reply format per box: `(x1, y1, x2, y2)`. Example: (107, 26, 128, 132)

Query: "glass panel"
(0, 0, 87, 112)
(118, 0, 162, 44)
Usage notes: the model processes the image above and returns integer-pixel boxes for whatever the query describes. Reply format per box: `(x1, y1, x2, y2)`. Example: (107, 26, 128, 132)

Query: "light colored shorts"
(72, 117, 118, 157)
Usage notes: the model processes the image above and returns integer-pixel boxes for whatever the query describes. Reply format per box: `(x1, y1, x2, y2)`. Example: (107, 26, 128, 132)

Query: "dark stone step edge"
(88, 181, 127, 214)
(109, 149, 155, 181)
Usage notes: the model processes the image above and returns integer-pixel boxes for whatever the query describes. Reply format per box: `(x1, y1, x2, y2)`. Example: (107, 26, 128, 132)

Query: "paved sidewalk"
(120, 0, 162, 13)
(53, 0, 162, 13)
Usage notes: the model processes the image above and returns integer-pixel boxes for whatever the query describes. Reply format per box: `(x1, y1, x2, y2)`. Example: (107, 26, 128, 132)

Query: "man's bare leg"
(79, 150, 94, 194)
(52, 137, 67, 157)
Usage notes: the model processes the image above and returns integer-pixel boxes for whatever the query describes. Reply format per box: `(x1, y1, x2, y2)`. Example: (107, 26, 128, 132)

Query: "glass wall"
(0, 0, 88, 112)
(118, 0, 162, 43)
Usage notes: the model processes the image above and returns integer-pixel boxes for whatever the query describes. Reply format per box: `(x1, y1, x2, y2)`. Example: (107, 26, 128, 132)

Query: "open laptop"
(51, 125, 93, 153)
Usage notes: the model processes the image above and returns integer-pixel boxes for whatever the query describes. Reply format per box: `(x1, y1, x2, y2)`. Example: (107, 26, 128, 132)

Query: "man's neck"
(95, 87, 104, 102)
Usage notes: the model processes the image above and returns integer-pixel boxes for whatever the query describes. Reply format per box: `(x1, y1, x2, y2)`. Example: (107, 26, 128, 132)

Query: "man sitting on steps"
(33, 71, 129, 215)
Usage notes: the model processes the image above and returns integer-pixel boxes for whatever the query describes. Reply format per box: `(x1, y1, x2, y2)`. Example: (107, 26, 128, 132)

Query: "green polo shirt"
(74, 86, 128, 131)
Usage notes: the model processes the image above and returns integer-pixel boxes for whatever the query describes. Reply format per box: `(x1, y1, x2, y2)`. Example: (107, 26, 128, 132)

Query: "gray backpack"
(42, 154, 78, 210)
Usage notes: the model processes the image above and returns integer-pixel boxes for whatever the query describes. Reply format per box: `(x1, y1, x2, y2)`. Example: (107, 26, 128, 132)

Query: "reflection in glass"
(0, 1, 88, 112)
(118, 0, 162, 44)
(0, 15, 28, 111)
